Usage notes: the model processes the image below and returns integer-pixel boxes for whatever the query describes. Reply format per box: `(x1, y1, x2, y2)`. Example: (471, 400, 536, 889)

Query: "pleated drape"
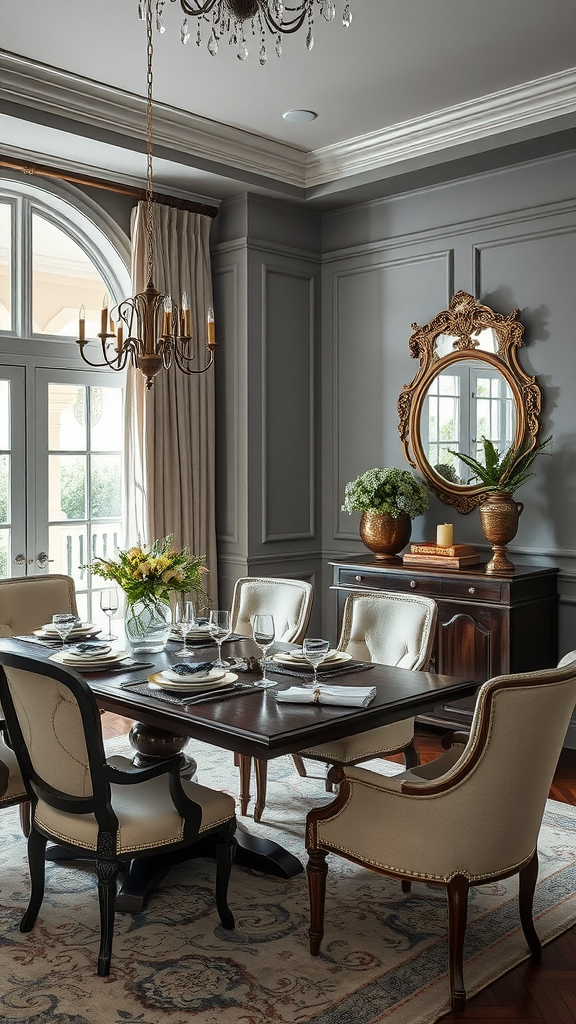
(124, 202, 218, 605)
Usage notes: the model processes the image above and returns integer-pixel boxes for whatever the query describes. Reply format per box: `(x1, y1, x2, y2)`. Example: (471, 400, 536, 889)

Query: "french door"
(1, 365, 124, 623)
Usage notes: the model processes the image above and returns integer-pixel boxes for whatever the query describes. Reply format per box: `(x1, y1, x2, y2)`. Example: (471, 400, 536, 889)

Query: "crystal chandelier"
(76, 0, 216, 389)
(145, 0, 352, 63)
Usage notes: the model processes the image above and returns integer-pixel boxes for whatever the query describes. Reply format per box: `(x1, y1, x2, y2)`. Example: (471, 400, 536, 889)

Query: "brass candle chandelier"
(76, 0, 216, 389)
(147, 0, 352, 63)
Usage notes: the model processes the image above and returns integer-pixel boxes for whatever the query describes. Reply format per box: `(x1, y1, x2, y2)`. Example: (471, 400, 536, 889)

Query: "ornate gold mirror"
(398, 291, 542, 513)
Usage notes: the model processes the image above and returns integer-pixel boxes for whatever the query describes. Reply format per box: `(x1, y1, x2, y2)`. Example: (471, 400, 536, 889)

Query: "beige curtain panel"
(124, 202, 218, 606)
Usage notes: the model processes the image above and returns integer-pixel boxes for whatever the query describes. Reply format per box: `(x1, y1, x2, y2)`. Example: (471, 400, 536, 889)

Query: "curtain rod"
(0, 154, 218, 219)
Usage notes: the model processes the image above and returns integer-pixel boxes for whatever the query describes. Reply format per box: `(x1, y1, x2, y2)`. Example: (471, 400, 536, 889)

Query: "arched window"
(0, 174, 131, 625)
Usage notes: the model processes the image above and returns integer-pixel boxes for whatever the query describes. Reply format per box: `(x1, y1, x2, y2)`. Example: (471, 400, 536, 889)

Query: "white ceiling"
(1, 0, 576, 209)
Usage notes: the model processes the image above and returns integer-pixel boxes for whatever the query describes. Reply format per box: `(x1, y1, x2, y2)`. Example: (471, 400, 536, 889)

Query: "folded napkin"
(69, 642, 111, 657)
(161, 661, 215, 683)
(170, 661, 213, 676)
(275, 684, 376, 707)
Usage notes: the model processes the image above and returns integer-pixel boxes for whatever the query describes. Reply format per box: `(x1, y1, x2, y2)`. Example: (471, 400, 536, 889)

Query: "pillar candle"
(436, 523, 454, 547)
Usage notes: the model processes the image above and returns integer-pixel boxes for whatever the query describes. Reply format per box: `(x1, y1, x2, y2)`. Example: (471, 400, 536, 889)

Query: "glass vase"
(124, 596, 172, 654)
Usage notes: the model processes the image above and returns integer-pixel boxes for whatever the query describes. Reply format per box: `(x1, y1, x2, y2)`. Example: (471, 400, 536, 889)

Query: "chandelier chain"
(146, 0, 155, 286)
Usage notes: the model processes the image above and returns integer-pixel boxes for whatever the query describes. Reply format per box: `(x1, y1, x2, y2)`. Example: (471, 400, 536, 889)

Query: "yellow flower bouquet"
(84, 535, 208, 652)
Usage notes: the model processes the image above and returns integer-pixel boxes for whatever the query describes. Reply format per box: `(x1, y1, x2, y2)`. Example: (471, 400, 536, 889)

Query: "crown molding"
(0, 50, 307, 188)
(2, 50, 576, 194)
(306, 67, 576, 186)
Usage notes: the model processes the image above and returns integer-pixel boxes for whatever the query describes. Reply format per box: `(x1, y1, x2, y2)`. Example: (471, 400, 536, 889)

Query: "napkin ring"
(313, 687, 322, 703)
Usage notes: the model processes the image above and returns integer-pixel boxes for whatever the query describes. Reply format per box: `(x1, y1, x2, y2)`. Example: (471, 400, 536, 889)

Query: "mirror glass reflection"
(435, 327, 499, 358)
(419, 359, 515, 487)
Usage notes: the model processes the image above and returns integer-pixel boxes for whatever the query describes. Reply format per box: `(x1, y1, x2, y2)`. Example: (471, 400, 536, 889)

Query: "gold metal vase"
(359, 511, 412, 561)
(478, 492, 524, 574)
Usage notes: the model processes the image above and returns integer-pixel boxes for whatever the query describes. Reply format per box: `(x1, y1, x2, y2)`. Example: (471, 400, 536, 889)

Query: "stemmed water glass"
(99, 589, 119, 641)
(208, 610, 232, 668)
(251, 614, 276, 688)
(52, 613, 80, 648)
(174, 600, 196, 657)
(302, 638, 331, 688)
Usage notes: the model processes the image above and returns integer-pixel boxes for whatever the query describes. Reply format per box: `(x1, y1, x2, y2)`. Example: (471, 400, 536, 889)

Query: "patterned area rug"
(1, 737, 576, 1024)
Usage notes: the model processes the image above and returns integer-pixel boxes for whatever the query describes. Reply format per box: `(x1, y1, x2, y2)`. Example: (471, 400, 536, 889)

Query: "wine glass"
(52, 613, 80, 647)
(208, 610, 231, 668)
(99, 589, 119, 641)
(302, 638, 331, 688)
(174, 600, 196, 657)
(251, 614, 276, 688)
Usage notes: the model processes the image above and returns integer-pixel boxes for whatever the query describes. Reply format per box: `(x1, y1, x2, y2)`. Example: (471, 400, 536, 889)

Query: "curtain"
(124, 202, 218, 605)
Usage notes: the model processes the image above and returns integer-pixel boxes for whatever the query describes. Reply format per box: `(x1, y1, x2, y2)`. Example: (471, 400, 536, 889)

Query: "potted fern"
(450, 436, 552, 573)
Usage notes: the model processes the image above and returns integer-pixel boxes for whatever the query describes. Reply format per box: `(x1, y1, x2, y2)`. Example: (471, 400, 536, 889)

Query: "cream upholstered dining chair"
(0, 650, 237, 976)
(0, 719, 28, 833)
(230, 576, 313, 821)
(230, 576, 313, 643)
(305, 660, 576, 1013)
(294, 590, 438, 782)
(0, 573, 78, 637)
(0, 574, 79, 836)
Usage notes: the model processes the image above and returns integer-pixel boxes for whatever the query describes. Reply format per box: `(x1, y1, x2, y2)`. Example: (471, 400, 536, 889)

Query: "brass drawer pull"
(468, 587, 476, 594)
(355, 575, 362, 581)
(410, 580, 416, 588)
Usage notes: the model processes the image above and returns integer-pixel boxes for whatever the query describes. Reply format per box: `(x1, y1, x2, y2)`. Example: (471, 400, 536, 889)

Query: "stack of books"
(402, 542, 482, 569)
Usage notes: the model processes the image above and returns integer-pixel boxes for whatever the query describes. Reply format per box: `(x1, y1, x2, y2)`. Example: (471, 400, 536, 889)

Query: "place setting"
(123, 657, 263, 707)
(269, 637, 374, 684)
(14, 613, 104, 649)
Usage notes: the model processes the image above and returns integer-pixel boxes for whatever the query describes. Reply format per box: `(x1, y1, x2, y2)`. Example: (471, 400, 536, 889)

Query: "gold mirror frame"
(397, 291, 542, 513)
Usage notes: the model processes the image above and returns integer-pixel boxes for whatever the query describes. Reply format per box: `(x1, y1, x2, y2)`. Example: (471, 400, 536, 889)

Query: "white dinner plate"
(160, 666, 227, 684)
(35, 623, 102, 638)
(49, 649, 128, 669)
(148, 671, 238, 692)
(272, 650, 351, 667)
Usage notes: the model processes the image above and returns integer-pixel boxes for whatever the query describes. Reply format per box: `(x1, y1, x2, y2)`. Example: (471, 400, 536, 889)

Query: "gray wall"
(213, 150, 576, 740)
(211, 195, 323, 632)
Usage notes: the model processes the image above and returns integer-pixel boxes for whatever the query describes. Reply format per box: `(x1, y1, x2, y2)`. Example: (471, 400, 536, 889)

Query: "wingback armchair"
(305, 661, 576, 1012)
(0, 650, 237, 976)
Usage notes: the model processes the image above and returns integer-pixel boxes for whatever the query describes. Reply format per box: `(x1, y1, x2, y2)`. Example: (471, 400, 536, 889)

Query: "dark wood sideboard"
(330, 557, 559, 729)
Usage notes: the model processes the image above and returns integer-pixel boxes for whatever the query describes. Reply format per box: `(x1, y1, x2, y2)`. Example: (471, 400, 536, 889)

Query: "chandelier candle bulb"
(437, 523, 454, 547)
(100, 298, 108, 336)
(207, 308, 215, 347)
(116, 324, 123, 353)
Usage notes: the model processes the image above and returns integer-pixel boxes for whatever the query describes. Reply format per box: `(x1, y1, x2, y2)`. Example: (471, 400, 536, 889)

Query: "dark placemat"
(121, 680, 263, 706)
(269, 660, 374, 681)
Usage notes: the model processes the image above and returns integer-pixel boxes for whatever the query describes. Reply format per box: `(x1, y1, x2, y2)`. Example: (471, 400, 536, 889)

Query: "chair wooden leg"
(446, 874, 469, 1012)
(254, 758, 268, 823)
(20, 827, 47, 932)
(519, 849, 542, 957)
(291, 754, 308, 778)
(96, 859, 120, 976)
(403, 739, 418, 769)
(19, 799, 31, 838)
(237, 754, 252, 816)
(307, 847, 328, 956)
(215, 833, 236, 930)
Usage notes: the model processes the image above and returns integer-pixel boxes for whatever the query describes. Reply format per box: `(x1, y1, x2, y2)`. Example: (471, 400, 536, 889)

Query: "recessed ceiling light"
(283, 110, 318, 123)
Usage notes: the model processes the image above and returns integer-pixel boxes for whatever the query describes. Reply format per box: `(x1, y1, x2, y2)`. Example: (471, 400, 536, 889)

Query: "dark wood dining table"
(1, 634, 478, 907)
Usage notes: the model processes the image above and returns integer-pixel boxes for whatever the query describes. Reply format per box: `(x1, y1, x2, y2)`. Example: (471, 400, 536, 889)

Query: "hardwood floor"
(101, 714, 576, 1023)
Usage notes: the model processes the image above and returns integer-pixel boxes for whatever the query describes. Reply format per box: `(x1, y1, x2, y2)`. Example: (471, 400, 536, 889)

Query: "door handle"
(36, 552, 55, 569)
(14, 554, 34, 566)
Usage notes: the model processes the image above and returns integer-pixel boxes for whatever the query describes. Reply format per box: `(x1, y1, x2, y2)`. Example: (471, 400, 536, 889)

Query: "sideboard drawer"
(337, 569, 444, 598)
(442, 578, 502, 604)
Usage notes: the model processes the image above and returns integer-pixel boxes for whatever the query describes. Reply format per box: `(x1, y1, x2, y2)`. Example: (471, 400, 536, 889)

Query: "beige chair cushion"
(0, 732, 27, 805)
(35, 759, 236, 855)
(230, 577, 313, 644)
(0, 575, 78, 637)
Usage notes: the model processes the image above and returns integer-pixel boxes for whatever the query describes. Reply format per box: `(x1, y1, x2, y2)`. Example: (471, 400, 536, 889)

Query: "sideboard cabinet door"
(330, 559, 559, 729)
